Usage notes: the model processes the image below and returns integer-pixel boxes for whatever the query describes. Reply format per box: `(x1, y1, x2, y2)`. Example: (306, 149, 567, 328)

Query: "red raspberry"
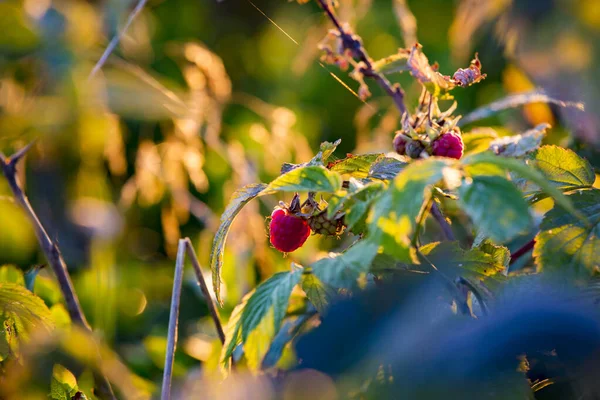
(269, 208, 311, 253)
(393, 132, 408, 155)
(431, 131, 464, 159)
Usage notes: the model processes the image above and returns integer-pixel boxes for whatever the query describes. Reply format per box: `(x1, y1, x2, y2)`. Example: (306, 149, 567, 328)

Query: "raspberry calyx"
(269, 207, 311, 253)
(431, 131, 464, 159)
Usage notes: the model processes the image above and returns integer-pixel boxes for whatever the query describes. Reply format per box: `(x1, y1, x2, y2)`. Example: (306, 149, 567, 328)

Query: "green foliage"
(265, 165, 342, 194)
(329, 154, 382, 178)
(312, 240, 379, 289)
(301, 273, 336, 313)
(488, 123, 549, 157)
(458, 175, 532, 242)
(50, 364, 86, 400)
(534, 189, 600, 275)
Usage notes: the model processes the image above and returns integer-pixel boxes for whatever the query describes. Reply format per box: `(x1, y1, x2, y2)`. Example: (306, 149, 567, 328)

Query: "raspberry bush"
(209, 1, 599, 390)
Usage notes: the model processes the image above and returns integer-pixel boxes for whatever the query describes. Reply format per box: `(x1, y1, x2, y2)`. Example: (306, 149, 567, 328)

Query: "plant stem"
(430, 202, 455, 241)
(162, 239, 186, 400)
(0, 146, 116, 400)
(509, 238, 536, 265)
(316, 0, 407, 117)
(183, 238, 226, 344)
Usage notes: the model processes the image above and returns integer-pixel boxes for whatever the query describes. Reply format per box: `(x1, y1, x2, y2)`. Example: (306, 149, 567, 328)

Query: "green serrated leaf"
(301, 273, 336, 313)
(368, 157, 407, 180)
(459, 175, 532, 243)
(312, 240, 379, 288)
(329, 154, 382, 178)
(534, 189, 600, 275)
(328, 182, 384, 230)
(488, 123, 549, 157)
(462, 152, 583, 221)
(50, 364, 79, 400)
(210, 183, 267, 305)
(474, 239, 511, 268)
(369, 158, 455, 262)
(309, 139, 341, 166)
(532, 145, 595, 193)
(265, 166, 342, 194)
(0, 283, 54, 361)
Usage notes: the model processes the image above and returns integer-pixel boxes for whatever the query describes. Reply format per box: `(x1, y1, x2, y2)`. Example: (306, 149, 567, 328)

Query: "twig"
(316, 0, 407, 117)
(0, 146, 116, 399)
(89, 0, 148, 78)
(183, 238, 226, 344)
(509, 238, 535, 266)
(430, 202, 455, 241)
(161, 239, 186, 400)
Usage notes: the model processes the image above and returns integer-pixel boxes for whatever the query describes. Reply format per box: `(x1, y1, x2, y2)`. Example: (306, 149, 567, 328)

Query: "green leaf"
(0, 265, 24, 285)
(50, 364, 80, 400)
(281, 140, 342, 173)
(462, 128, 498, 155)
(534, 189, 600, 275)
(329, 154, 382, 178)
(210, 183, 267, 305)
(458, 175, 532, 243)
(368, 157, 408, 180)
(488, 123, 549, 157)
(462, 152, 583, 221)
(265, 166, 342, 194)
(0, 283, 54, 361)
(369, 158, 455, 262)
(532, 145, 595, 193)
(474, 239, 511, 269)
(221, 269, 302, 370)
(312, 240, 379, 288)
(459, 91, 585, 127)
(220, 291, 251, 368)
(327, 181, 384, 231)
(301, 273, 336, 313)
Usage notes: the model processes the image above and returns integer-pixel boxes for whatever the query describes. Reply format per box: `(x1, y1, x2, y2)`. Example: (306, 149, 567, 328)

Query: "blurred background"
(0, 0, 598, 397)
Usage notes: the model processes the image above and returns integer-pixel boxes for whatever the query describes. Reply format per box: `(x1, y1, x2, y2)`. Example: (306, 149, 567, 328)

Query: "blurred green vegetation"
(0, 0, 598, 397)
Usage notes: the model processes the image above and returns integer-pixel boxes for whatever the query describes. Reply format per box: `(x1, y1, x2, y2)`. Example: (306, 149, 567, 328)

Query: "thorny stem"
(0, 146, 116, 400)
(430, 202, 456, 241)
(316, 0, 407, 117)
(509, 238, 536, 266)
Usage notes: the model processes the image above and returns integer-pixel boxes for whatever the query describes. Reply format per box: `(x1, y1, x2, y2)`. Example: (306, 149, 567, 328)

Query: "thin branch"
(509, 238, 535, 266)
(89, 0, 148, 78)
(0, 146, 116, 399)
(162, 239, 186, 400)
(316, 0, 407, 116)
(430, 202, 455, 241)
(183, 238, 226, 344)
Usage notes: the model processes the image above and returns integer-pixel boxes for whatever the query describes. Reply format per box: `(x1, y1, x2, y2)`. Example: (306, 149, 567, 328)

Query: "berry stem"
(509, 238, 536, 265)
(430, 202, 455, 241)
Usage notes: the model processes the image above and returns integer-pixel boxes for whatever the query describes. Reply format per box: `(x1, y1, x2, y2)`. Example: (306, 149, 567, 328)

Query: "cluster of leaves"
(209, 0, 598, 378)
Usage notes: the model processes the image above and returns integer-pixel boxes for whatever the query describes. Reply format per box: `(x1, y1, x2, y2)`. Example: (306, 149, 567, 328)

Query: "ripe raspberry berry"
(393, 132, 408, 155)
(308, 210, 345, 236)
(269, 208, 311, 253)
(431, 131, 464, 159)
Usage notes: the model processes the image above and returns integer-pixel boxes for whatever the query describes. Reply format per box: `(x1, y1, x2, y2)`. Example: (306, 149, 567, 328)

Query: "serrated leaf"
(210, 183, 267, 304)
(532, 145, 595, 193)
(281, 140, 342, 174)
(329, 153, 382, 178)
(489, 123, 549, 157)
(301, 273, 336, 313)
(462, 128, 498, 155)
(265, 166, 342, 194)
(423, 241, 507, 280)
(459, 90, 585, 126)
(327, 182, 384, 231)
(368, 157, 408, 180)
(462, 152, 582, 221)
(534, 189, 600, 275)
(458, 175, 532, 243)
(0, 283, 54, 360)
(221, 270, 301, 370)
(369, 158, 455, 262)
(474, 239, 511, 269)
(50, 364, 79, 400)
(312, 240, 379, 288)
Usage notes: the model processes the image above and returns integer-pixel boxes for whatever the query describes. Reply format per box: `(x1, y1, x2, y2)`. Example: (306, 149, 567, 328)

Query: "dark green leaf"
(458, 175, 532, 243)
(534, 189, 600, 275)
(301, 273, 336, 313)
(210, 183, 267, 304)
(312, 240, 379, 288)
(368, 157, 407, 180)
(489, 123, 549, 157)
(265, 166, 342, 194)
(329, 154, 382, 178)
